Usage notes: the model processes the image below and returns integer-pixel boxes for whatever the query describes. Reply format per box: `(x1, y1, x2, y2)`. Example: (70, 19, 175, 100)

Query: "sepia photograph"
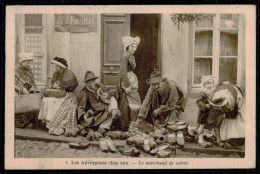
(5, 5, 256, 169)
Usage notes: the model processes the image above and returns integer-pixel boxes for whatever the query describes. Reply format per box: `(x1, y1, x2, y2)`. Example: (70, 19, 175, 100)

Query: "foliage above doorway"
(170, 14, 215, 29)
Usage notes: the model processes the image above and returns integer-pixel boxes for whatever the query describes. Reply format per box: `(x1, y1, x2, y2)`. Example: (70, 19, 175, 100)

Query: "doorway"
(101, 14, 160, 101)
(130, 14, 160, 100)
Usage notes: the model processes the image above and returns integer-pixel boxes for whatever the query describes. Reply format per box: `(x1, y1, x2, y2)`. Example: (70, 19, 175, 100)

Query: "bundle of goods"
(15, 93, 43, 115)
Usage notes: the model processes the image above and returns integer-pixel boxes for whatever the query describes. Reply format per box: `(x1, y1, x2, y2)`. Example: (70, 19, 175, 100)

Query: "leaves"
(170, 14, 216, 29)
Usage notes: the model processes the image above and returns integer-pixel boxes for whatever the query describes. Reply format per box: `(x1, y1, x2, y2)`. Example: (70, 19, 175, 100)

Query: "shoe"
(69, 141, 90, 150)
(119, 132, 128, 140)
(128, 131, 136, 137)
(119, 146, 134, 156)
(198, 141, 209, 148)
(167, 120, 176, 125)
(154, 127, 166, 134)
(80, 129, 89, 137)
(216, 141, 224, 147)
(111, 131, 120, 140)
(98, 128, 107, 136)
(177, 124, 187, 130)
(187, 124, 196, 136)
(99, 138, 109, 152)
(176, 120, 186, 125)
(105, 131, 112, 138)
(77, 124, 85, 131)
(176, 131, 185, 147)
(94, 131, 103, 140)
(135, 135, 145, 147)
(143, 138, 151, 152)
(149, 137, 157, 149)
(84, 117, 94, 126)
(224, 142, 232, 149)
(105, 136, 117, 153)
(64, 130, 71, 137)
(150, 148, 159, 156)
(157, 149, 172, 158)
(167, 132, 176, 146)
(156, 135, 167, 145)
(149, 132, 161, 139)
(167, 124, 178, 132)
(157, 143, 170, 151)
(133, 148, 141, 157)
(87, 131, 95, 141)
(126, 136, 136, 145)
(52, 128, 64, 136)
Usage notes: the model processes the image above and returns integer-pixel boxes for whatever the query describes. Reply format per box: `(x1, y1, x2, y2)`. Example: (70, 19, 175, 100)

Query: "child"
(196, 75, 216, 147)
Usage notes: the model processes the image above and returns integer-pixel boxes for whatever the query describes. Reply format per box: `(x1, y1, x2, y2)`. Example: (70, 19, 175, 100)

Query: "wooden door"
(101, 14, 130, 89)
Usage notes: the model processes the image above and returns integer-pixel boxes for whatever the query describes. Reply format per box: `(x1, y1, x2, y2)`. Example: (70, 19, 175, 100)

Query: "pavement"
(15, 128, 245, 158)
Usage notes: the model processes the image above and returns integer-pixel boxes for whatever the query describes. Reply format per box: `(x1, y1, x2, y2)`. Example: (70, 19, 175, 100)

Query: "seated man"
(15, 52, 40, 128)
(78, 71, 120, 135)
(132, 70, 185, 130)
(15, 52, 38, 95)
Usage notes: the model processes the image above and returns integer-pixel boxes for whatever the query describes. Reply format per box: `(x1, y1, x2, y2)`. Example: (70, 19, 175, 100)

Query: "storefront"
(15, 13, 245, 123)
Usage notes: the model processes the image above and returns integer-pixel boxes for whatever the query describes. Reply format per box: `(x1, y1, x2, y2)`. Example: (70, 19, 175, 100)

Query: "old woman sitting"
(38, 57, 79, 137)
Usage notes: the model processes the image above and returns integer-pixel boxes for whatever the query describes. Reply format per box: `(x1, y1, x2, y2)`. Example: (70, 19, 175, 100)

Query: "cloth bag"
(15, 93, 43, 114)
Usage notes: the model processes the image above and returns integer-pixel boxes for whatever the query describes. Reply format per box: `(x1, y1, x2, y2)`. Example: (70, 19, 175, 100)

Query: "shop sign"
(55, 14, 97, 33)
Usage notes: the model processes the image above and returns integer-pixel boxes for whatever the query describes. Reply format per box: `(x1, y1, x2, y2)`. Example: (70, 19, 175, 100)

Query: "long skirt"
(39, 92, 78, 134)
(220, 86, 245, 141)
(117, 71, 141, 130)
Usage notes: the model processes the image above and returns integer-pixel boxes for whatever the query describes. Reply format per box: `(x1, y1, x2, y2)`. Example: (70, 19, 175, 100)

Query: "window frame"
(191, 14, 244, 91)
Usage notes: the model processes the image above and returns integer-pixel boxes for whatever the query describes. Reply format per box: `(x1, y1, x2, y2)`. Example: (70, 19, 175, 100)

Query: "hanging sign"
(55, 14, 97, 33)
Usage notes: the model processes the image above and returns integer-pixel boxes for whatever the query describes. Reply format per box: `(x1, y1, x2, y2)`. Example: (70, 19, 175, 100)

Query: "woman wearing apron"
(116, 36, 142, 131)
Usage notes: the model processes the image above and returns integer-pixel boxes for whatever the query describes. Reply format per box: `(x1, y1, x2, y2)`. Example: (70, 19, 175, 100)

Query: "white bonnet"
(122, 36, 140, 50)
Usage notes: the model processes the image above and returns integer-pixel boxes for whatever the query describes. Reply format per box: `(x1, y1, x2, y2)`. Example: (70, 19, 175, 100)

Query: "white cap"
(19, 52, 34, 63)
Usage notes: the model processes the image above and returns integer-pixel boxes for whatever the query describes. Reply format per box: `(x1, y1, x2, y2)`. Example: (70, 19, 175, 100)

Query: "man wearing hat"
(15, 52, 38, 95)
(78, 71, 120, 136)
(132, 70, 185, 129)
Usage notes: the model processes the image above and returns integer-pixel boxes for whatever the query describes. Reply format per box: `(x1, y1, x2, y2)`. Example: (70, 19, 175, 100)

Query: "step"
(15, 128, 245, 157)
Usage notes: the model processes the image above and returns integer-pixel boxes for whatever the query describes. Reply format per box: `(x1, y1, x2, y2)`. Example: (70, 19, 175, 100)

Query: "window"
(25, 14, 44, 84)
(192, 14, 243, 87)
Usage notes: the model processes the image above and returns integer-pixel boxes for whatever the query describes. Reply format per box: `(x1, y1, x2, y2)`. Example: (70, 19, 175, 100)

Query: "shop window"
(25, 14, 44, 83)
(192, 14, 241, 87)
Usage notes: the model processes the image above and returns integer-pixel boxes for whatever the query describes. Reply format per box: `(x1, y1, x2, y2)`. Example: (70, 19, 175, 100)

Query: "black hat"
(83, 71, 99, 82)
(146, 71, 166, 84)
(51, 57, 68, 68)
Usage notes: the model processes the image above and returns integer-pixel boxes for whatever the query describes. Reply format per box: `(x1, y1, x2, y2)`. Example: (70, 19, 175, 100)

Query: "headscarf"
(122, 36, 140, 50)
(200, 75, 216, 95)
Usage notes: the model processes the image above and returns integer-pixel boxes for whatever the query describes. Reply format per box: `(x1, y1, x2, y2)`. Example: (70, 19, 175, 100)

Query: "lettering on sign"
(55, 14, 97, 33)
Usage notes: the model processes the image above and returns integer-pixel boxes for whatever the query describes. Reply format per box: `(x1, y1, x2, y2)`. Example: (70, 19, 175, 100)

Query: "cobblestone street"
(15, 139, 241, 158)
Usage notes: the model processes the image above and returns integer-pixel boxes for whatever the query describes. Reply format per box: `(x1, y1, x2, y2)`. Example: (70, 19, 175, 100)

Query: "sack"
(42, 89, 66, 98)
(15, 93, 43, 115)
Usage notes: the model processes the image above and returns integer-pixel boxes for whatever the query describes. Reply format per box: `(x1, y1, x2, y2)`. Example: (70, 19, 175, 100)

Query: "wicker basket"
(42, 89, 66, 98)
(15, 93, 43, 115)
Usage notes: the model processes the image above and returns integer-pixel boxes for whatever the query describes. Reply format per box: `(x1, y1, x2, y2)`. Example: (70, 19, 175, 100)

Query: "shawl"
(15, 62, 36, 94)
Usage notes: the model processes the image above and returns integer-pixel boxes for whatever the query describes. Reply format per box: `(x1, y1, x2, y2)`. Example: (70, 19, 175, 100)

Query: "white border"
(5, 5, 256, 169)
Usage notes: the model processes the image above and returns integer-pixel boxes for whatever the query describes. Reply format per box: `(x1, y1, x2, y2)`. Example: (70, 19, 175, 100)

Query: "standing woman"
(38, 57, 79, 137)
(116, 36, 142, 131)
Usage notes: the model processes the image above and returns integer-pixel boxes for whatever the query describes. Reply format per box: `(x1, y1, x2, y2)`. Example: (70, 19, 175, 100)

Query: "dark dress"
(116, 51, 141, 130)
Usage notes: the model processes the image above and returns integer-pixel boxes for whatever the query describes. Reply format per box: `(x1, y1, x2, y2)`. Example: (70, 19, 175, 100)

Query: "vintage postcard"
(5, 5, 256, 169)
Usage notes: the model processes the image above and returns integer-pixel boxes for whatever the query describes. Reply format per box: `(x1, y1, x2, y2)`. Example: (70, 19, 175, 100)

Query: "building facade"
(15, 13, 245, 123)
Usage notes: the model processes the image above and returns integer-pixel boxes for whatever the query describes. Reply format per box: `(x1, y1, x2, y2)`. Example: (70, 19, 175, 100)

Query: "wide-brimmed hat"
(83, 71, 99, 82)
(209, 90, 228, 107)
(19, 52, 34, 63)
(146, 71, 166, 84)
(122, 36, 140, 50)
(51, 56, 68, 68)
